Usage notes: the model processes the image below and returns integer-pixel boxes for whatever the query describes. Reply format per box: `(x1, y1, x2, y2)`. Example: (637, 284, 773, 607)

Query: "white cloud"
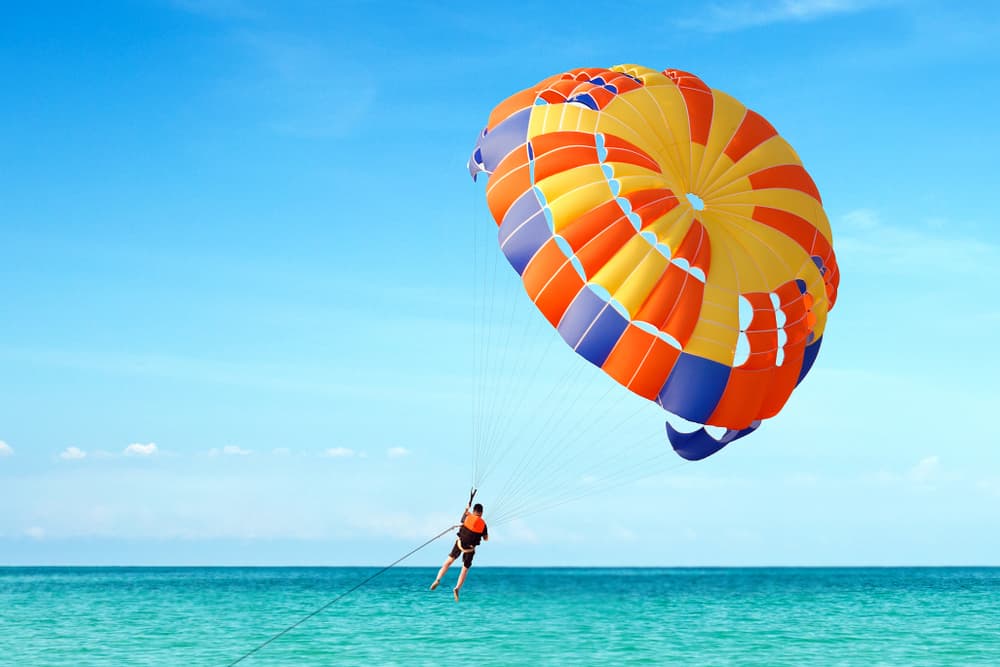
(612, 526, 637, 542)
(862, 455, 946, 487)
(678, 0, 890, 33)
(354, 511, 468, 541)
(124, 443, 158, 457)
(207, 446, 251, 457)
(272, 447, 291, 456)
(387, 447, 410, 459)
(0, 441, 12, 457)
(208, 445, 253, 457)
(819, 7, 1000, 71)
(324, 447, 354, 458)
(502, 519, 540, 544)
(976, 477, 1000, 498)
(657, 474, 748, 490)
(908, 456, 940, 483)
(841, 208, 879, 230)
(838, 208, 998, 278)
(237, 32, 377, 138)
(59, 447, 87, 461)
(24, 526, 45, 540)
(785, 473, 819, 487)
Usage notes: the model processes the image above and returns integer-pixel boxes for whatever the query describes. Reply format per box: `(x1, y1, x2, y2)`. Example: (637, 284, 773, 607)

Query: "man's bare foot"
(430, 580, 440, 591)
(453, 588, 460, 602)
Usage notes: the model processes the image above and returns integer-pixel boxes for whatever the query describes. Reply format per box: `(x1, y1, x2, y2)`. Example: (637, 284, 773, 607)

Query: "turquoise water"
(2, 567, 999, 666)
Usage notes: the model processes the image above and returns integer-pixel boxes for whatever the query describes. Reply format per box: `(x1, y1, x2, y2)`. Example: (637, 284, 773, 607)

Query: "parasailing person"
(430, 502, 489, 601)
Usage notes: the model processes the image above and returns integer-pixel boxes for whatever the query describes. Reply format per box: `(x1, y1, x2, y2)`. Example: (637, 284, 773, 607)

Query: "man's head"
(472, 503, 484, 515)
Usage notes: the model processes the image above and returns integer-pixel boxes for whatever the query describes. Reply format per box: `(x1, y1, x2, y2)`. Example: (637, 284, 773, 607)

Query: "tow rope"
(225, 523, 459, 666)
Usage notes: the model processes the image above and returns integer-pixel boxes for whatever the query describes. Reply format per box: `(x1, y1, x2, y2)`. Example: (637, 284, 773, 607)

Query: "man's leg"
(430, 555, 456, 590)
(453, 566, 470, 601)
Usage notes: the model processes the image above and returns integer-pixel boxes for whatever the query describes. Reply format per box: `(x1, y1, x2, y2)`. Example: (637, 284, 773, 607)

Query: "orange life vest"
(463, 513, 485, 534)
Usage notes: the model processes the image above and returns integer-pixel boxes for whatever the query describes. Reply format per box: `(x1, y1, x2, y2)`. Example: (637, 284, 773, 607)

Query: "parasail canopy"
(469, 65, 839, 461)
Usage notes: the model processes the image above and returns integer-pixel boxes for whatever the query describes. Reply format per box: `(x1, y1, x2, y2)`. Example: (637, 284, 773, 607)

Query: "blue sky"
(2, 0, 999, 566)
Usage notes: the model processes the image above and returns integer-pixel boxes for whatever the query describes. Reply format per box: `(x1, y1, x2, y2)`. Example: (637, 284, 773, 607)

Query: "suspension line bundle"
(467, 191, 685, 527)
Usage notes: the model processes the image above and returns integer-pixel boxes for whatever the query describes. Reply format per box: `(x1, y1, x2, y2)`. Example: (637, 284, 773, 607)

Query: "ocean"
(1, 567, 998, 666)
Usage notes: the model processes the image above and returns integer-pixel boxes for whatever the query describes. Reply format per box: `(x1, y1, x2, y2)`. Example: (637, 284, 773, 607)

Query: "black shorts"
(449, 542, 476, 568)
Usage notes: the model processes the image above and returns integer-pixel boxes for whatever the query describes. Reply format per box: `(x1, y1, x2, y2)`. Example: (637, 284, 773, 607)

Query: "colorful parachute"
(469, 65, 839, 461)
